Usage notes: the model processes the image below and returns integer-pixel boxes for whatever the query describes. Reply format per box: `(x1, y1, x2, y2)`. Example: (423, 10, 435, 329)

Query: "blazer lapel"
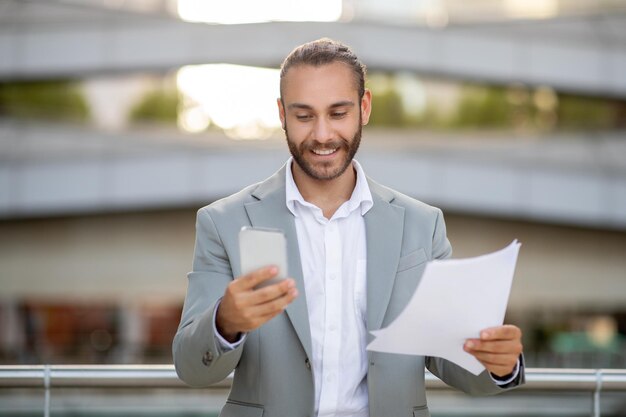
(365, 180, 405, 332)
(244, 167, 313, 362)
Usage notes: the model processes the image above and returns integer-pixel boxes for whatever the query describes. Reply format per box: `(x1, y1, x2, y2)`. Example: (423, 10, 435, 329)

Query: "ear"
(360, 89, 372, 125)
(277, 97, 286, 130)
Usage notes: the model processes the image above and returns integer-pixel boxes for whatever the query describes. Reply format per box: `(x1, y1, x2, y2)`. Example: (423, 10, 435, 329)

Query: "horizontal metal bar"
(0, 365, 625, 391)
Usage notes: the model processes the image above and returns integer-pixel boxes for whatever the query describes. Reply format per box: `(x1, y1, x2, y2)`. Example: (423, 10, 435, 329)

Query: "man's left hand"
(463, 324, 523, 378)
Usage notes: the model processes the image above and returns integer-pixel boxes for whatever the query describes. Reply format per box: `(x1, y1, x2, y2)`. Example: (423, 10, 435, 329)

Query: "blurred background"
(0, 0, 625, 415)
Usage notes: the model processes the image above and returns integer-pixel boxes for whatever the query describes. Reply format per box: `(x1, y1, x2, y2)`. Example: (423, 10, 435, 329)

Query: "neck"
(291, 161, 357, 219)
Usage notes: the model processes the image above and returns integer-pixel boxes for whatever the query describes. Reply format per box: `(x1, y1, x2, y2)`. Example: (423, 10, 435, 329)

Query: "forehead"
(281, 62, 359, 107)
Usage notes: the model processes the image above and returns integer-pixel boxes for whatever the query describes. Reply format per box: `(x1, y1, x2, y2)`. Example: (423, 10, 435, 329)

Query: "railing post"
(44, 365, 50, 417)
(592, 369, 602, 417)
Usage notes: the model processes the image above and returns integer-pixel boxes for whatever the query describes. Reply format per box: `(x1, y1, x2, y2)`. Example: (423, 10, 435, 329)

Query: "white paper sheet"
(366, 240, 521, 375)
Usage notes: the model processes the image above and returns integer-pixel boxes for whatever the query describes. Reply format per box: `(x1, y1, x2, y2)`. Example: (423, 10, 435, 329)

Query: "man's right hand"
(216, 266, 298, 343)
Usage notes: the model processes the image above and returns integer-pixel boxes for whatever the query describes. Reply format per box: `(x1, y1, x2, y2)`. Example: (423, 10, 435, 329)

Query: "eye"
(331, 112, 347, 118)
(296, 114, 313, 121)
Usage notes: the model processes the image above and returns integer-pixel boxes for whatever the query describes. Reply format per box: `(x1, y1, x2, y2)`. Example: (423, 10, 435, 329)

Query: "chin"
(305, 159, 351, 181)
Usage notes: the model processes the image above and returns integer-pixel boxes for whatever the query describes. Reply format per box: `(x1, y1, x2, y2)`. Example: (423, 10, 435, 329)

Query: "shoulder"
(368, 177, 452, 258)
(195, 183, 264, 245)
(193, 182, 264, 249)
(198, 181, 261, 218)
(199, 164, 287, 219)
(368, 178, 443, 219)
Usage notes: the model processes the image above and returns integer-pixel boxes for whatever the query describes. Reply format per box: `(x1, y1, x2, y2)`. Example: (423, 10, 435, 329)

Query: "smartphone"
(239, 227, 288, 289)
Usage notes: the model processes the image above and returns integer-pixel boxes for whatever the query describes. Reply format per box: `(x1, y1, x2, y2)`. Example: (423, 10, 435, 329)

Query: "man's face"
(278, 62, 371, 181)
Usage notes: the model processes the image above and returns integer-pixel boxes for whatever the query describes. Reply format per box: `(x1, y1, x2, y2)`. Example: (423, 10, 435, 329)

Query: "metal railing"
(1, 365, 625, 417)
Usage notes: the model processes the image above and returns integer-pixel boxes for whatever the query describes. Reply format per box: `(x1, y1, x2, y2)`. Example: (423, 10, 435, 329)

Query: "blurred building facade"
(0, 0, 625, 368)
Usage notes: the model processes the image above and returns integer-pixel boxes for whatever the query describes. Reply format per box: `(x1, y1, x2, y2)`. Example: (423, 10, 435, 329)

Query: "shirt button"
(329, 274, 336, 280)
(305, 358, 311, 370)
(329, 325, 337, 332)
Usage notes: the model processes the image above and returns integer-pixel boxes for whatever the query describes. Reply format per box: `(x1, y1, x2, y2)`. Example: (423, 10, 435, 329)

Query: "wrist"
(217, 325, 240, 343)
(215, 306, 240, 342)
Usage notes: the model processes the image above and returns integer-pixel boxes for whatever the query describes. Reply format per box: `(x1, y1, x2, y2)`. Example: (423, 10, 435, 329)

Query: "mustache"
(299, 139, 349, 152)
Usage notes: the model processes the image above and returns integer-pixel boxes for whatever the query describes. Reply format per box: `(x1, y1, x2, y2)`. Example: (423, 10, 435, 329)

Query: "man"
(173, 38, 524, 417)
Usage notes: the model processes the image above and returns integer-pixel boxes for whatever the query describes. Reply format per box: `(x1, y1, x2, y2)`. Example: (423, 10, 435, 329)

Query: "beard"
(285, 119, 362, 182)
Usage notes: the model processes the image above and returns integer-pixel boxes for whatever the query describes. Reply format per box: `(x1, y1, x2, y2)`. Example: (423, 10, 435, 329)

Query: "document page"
(367, 240, 521, 375)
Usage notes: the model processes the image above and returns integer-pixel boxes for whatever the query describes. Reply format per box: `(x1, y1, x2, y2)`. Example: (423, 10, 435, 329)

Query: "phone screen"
(239, 227, 288, 289)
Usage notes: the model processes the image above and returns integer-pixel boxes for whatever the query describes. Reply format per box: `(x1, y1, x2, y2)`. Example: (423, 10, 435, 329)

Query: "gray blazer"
(173, 165, 524, 417)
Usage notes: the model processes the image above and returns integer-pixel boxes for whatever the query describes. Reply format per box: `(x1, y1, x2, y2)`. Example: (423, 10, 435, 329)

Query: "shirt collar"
(285, 157, 374, 218)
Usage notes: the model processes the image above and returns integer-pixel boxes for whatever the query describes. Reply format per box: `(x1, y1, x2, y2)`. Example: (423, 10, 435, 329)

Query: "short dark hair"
(280, 38, 367, 100)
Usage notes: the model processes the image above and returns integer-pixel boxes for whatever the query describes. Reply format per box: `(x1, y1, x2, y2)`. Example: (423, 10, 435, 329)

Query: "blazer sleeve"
(426, 208, 526, 394)
(172, 207, 244, 387)
(426, 355, 525, 395)
(433, 208, 452, 260)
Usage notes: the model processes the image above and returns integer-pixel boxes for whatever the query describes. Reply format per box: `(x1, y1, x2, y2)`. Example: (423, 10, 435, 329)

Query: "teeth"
(312, 148, 337, 155)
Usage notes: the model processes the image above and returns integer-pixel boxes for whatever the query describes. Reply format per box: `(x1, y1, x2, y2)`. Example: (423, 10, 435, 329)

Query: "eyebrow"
(287, 100, 355, 111)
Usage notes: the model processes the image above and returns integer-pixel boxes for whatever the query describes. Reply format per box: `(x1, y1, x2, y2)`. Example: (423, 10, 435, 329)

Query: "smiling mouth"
(311, 148, 338, 156)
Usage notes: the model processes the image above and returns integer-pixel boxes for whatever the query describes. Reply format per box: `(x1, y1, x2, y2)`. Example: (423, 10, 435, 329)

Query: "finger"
(475, 356, 518, 377)
(238, 289, 298, 332)
(464, 339, 523, 355)
(479, 325, 521, 341)
(240, 310, 286, 332)
(221, 278, 294, 330)
(250, 287, 298, 317)
(244, 278, 296, 305)
(234, 266, 279, 290)
(469, 351, 519, 367)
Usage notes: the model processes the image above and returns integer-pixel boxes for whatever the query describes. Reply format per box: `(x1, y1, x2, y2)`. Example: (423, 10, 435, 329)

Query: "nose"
(313, 117, 333, 143)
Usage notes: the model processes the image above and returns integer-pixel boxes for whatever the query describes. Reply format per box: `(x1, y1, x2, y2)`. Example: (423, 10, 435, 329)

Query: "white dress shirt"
(286, 158, 372, 417)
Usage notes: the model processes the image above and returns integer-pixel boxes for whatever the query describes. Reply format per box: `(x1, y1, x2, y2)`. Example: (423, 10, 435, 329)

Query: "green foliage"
(368, 87, 406, 127)
(366, 71, 625, 132)
(450, 86, 512, 128)
(0, 81, 89, 121)
(129, 89, 179, 123)
(557, 94, 620, 130)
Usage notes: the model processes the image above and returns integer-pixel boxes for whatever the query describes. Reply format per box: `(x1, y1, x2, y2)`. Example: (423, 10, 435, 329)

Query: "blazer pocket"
(397, 248, 427, 273)
(412, 405, 430, 417)
(221, 400, 264, 417)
